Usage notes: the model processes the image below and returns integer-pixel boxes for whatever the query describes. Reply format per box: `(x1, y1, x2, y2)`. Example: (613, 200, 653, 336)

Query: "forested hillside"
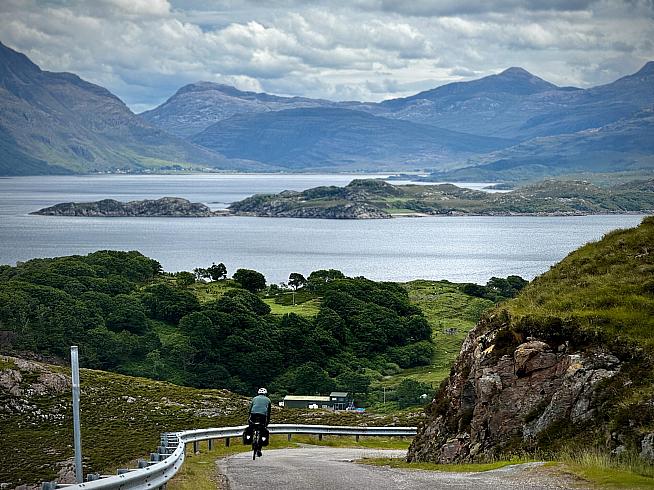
(0, 251, 434, 397)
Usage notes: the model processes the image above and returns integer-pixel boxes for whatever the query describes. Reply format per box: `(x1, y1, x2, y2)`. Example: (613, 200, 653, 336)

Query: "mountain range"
(0, 42, 259, 175)
(1, 40, 653, 177)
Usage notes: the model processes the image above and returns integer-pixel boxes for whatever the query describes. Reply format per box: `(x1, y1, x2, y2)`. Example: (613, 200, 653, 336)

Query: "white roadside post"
(71, 345, 83, 483)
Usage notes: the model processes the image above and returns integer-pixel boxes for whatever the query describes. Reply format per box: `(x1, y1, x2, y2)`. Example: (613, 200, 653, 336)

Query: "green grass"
(293, 435, 412, 450)
(387, 208, 425, 215)
(507, 216, 654, 348)
(563, 465, 654, 489)
(558, 449, 654, 489)
(263, 298, 321, 317)
(361, 456, 654, 488)
(192, 280, 322, 316)
(190, 280, 239, 304)
(359, 457, 533, 472)
(167, 440, 252, 490)
(372, 280, 493, 391)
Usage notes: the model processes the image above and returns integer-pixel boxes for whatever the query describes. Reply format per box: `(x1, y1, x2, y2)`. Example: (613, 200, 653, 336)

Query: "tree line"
(0, 251, 434, 398)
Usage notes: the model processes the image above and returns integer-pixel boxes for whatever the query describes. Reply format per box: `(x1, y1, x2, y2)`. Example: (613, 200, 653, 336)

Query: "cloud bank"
(1, 0, 652, 111)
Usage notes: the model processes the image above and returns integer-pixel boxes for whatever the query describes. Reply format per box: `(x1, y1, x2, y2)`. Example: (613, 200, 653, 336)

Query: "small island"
(32, 179, 654, 220)
(228, 178, 654, 219)
(31, 197, 221, 217)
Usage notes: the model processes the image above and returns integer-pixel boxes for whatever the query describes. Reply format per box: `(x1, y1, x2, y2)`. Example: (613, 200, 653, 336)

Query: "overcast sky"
(1, 0, 653, 112)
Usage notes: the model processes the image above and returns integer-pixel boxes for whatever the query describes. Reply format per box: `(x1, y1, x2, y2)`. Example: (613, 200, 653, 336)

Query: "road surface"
(217, 446, 582, 489)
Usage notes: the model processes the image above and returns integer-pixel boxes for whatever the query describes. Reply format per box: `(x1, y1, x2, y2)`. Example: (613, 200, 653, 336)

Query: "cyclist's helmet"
(258, 387, 268, 395)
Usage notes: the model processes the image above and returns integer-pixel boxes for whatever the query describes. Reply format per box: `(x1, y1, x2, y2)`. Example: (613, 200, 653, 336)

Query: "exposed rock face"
(232, 200, 391, 219)
(31, 197, 216, 217)
(407, 316, 624, 463)
(228, 182, 394, 219)
(0, 357, 70, 398)
(641, 433, 654, 462)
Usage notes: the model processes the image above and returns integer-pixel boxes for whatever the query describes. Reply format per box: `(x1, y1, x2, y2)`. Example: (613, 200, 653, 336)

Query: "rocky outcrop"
(227, 180, 400, 219)
(407, 315, 628, 463)
(232, 200, 391, 219)
(641, 433, 654, 462)
(31, 197, 216, 217)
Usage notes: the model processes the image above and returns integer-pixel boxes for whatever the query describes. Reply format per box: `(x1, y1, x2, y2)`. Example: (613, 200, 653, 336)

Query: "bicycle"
(245, 416, 268, 460)
(251, 423, 262, 460)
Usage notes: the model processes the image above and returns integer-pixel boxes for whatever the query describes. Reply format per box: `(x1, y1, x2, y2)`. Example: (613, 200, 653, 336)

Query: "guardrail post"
(193, 441, 199, 453)
(71, 346, 83, 483)
(208, 438, 213, 450)
(318, 434, 323, 441)
(287, 433, 292, 442)
(225, 437, 230, 447)
(356, 435, 360, 442)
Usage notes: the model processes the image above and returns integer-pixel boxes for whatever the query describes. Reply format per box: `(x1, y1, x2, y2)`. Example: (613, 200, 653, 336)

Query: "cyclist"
(247, 387, 271, 457)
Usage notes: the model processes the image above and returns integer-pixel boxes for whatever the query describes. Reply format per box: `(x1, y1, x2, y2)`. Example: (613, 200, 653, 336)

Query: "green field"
(371, 280, 494, 394)
(263, 297, 321, 316)
(190, 280, 239, 303)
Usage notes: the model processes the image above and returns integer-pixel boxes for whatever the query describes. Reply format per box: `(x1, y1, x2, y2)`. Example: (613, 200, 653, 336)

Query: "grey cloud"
(0, 0, 652, 109)
(349, 0, 600, 17)
(449, 67, 480, 77)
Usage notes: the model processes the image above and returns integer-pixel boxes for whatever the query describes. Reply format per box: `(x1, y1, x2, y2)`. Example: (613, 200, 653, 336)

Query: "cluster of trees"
(0, 252, 433, 398)
(193, 263, 227, 281)
(0, 251, 162, 368)
(461, 275, 528, 302)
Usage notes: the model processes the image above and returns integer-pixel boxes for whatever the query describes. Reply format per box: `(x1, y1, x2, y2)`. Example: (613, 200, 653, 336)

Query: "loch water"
(0, 174, 645, 284)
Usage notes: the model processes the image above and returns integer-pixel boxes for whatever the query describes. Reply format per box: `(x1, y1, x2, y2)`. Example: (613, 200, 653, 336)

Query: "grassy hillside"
(467, 216, 654, 453)
(0, 355, 418, 488)
(0, 355, 244, 488)
(367, 281, 495, 409)
(507, 215, 654, 348)
(392, 280, 493, 385)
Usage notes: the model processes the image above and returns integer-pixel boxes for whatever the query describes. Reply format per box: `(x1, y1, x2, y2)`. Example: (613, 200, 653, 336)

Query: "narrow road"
(218, 446, 582, 489)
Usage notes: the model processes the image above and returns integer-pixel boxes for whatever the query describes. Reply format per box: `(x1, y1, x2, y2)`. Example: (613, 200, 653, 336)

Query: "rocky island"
(31, 197, 219, 217)
(32, 179, 654, 219)
(228, 178, 654, 219)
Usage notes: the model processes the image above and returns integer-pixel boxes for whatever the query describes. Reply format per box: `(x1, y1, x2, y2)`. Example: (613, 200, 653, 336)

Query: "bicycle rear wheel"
(252, 429, 260, 460)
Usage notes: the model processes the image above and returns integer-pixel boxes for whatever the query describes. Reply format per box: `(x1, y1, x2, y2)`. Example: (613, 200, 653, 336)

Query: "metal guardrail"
(42, 424, 416, 490)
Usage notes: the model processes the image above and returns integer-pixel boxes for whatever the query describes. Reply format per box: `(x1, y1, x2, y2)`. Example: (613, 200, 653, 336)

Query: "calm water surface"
(0, 175, 645, 284)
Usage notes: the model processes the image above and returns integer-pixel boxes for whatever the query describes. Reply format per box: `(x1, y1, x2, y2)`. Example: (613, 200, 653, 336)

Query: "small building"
(329, 391, 350, 410)
(282, 395, 332, 409)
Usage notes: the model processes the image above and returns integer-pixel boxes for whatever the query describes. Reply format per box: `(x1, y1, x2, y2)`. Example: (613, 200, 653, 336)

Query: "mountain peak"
(0, 41, 41, 78)
(404, 66, 557, 101)
(635, 61, 654, 76)
(176, 81, 243, 96)
(499, 67, 533, 77)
